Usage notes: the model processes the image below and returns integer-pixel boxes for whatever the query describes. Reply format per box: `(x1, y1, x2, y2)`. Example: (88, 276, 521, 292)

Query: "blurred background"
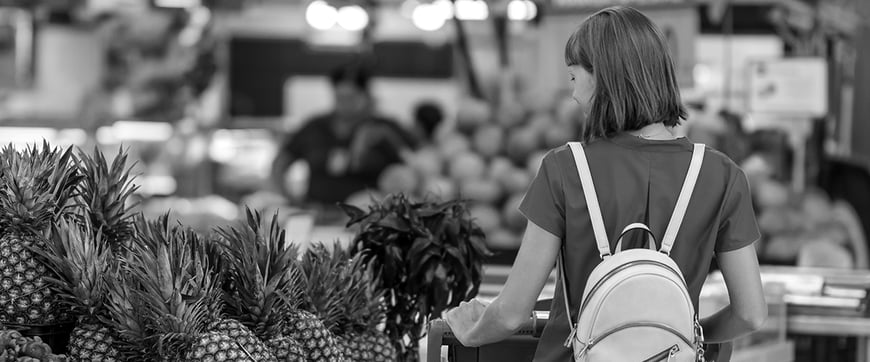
(0, 0, 869, 360)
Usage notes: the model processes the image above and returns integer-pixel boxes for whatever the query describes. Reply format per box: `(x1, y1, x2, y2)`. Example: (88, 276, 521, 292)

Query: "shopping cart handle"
(427, 319, 449, 362)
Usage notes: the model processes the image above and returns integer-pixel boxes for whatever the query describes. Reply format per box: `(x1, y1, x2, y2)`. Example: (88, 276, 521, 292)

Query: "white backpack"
(558, 142, 706, 362)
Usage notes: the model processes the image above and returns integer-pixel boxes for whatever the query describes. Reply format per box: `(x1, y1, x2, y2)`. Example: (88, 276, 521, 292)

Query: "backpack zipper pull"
(642, 344, 679, 362)
(563, 327, 578, 348)
(667, 344, 680, 362)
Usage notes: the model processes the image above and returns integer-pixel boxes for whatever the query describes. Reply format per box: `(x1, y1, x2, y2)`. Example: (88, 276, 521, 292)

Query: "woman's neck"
(627, 123, 677, 140)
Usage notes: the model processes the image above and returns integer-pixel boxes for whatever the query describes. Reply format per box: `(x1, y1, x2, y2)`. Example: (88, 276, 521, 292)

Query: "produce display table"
(748, 266, 870, 362)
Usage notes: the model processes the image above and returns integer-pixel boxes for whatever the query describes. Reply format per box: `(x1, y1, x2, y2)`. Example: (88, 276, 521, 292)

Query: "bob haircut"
(565, 6, 687, 141)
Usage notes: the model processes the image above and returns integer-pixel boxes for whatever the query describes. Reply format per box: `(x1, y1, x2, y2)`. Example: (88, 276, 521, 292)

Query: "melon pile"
(348, 95, 583, 250)
(743, 155, 854, 265)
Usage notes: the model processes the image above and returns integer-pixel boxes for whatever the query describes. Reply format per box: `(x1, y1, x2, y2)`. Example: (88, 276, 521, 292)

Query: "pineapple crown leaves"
(100, 275, 154, 361)
(299, 242, 386, 335)
(0, 142, 83, 232)
(132, 212, 227, 279)
(215, 207, 303, 340)
(28, 217, 112, 319)
(77, 146, 141, 251)
(115, 214, 224, 360)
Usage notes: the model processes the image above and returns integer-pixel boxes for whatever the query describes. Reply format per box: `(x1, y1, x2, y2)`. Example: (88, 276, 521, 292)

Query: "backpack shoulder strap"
(561, 141, 610, 347)
(567, 142, 611, 258)
(660, 143, 706, 255)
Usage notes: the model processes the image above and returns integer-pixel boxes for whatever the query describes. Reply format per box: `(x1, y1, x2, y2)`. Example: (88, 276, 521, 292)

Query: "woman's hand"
(444, 299, 489, 346)
(441, 221, 559, 347)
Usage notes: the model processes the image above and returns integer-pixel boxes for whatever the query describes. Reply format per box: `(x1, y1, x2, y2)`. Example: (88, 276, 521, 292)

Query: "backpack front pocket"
(580, 323, 694, 362)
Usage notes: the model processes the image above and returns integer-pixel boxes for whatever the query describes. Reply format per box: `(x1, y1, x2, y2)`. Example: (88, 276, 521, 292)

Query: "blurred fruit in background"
(369, 90, 586, 251)
(449, 152, 487, 181)
(496, 103, 526, 129)
(419, 176, 457, 200)
(437, 132, 471, 159)
(404, 146, 443, 177)
(502, 193, 526, 232)
(473, 125, 505, 158)
(470, 204, 502, 235)
(755, 179, 791, 209)
(505, 127, 541, 165)
(456, 98, 492, 134)
(488, 156, 514, 181)
(499, 167, 532, 195)
(378, 164, 420, 195)
(460, 178, 503, 204)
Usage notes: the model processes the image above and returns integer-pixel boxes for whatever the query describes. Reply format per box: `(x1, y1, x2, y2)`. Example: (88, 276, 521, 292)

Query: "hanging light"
(432, 0, 455, 20)
(454, 0, 488, 21)
(155, 0, 200, 8)
(306, 1, 338, 30)
(507, 0, 537, 21)
(337, 5, 369, 31)
(412, 3, 447, 31)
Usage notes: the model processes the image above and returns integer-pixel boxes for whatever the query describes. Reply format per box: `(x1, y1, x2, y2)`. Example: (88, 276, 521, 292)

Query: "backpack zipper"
(642, 344, 680, 362)
(585, 321, 693, 351)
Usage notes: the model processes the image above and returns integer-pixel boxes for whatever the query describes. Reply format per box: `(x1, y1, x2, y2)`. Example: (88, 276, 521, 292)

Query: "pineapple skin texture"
(337, 331, 397, 362)
(184, 332, 268, 362)
(282, 310, 344, 362)
(208, 319, 277, 362)
(266, 336, 305, 362)
(67, 322, 121, 362)
(0, 233, 68, 325)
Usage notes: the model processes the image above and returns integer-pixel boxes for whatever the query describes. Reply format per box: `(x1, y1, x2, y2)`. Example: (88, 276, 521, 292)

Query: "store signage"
(550, 0, 690, 10)
(747, 57, 828, 117)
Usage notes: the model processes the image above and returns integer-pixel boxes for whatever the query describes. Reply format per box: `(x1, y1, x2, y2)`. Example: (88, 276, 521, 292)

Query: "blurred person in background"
(270, 64, 416, 209)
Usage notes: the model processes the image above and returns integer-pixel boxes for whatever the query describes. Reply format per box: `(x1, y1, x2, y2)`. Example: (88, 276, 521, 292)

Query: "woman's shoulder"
(541, 144, 574, 165)
(700, 145, 748, 180)
(541, 141, 616, 165)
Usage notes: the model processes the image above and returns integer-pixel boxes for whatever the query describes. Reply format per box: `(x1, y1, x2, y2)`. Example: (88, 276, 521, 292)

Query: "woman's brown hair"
(565, 6, 687, 141)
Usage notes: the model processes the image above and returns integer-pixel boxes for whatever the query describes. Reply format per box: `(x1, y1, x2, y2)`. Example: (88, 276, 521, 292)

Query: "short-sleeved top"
(276, 113, 415, 205)
(519, 133, 760, 362)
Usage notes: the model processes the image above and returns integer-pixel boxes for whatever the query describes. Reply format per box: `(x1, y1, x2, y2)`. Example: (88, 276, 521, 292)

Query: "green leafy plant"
(340, 193, 492, 360)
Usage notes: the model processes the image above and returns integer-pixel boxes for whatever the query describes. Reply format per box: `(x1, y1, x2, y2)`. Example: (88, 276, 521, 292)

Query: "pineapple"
(208, 318, 280, 361)
(216, 208, 306, 362)
(77, 146, 139, 255)
(33, 147, 140, 361)
(30, 217, 121, 361)
(101, 215, 276, 361)
(282, 309, 343, 362)
(299, 243, 396, 362)
(0, 143, 81, 325)
(265, 335, 305, 361)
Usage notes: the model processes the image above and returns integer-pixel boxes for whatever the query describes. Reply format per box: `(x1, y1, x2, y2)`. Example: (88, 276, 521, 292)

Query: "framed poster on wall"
(747, 57, 828, 117)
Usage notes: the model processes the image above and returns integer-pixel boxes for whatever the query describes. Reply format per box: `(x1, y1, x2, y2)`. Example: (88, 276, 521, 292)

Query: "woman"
(444, 6, 767, 361)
